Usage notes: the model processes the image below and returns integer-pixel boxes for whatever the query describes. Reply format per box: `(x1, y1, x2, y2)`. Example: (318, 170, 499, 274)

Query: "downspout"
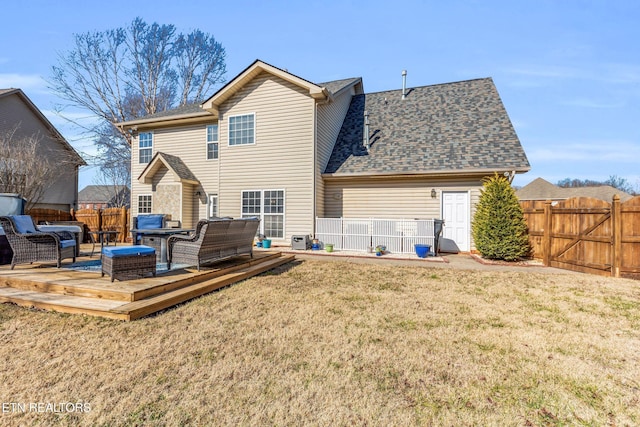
(313, 102, 318, 238)
(505, 170, 516, 184)
(217, 118, 222, 218)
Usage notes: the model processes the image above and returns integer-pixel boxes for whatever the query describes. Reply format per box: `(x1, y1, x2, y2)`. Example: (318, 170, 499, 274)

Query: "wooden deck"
(0, 250, 294, 321)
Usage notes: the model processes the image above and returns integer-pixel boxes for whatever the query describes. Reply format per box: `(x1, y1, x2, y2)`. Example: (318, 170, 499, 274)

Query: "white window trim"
(137, 194, 152, 214)
(138, 131, 154, 164)
(206, 124, 219, 160)
(240, 189, 285, 238)
(228, 112, 256, 146)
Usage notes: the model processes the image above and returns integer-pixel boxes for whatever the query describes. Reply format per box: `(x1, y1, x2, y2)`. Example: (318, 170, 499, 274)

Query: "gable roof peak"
(201, 59, 331, 114)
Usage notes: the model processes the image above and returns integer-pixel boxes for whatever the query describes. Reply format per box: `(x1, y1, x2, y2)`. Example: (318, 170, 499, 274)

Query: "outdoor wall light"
(431, 189, 437, 198)
(195, 191, 202, 196)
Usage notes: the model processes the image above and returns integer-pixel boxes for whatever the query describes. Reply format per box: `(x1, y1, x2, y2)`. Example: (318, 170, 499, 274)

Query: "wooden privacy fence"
(27, 207, 130, 243)
(27, 208, 72, 222)
(73, 208, 130, 243)
(521, 196, 640, 278)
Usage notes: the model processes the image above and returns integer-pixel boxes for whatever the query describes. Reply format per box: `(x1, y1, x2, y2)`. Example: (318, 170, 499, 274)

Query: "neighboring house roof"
(324, 78, 530, 177)
(78, 185, 130, 203)
(0, 88, 86, 166)
(138, 152, 199, 185)
(516, 177, 634, 202)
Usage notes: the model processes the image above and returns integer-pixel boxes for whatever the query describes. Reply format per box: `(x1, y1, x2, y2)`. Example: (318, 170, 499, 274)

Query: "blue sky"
(1, 0, 639, 191)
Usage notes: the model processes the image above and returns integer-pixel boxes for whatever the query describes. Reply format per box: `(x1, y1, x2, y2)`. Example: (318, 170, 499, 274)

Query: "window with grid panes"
(138, 195, 152, 213)
(228, 114, 254, 146)
(206, 124, 218, 159)
(241, 190, 284, 238)
(138, 132, 153, 163)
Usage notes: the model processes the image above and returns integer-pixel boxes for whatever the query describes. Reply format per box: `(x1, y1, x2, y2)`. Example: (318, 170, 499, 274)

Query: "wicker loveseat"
(166, 218, 260, 270)
(0, 215, 76, 269)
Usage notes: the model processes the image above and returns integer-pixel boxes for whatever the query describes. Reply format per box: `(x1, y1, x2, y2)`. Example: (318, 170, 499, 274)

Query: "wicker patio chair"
(131, 214, 167, 244)
(0, 215, 76, 269)
(167, 218, 260, 270)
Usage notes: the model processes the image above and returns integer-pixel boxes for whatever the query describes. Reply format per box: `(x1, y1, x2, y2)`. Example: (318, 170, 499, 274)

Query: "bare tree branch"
(47, 17, 227, 185)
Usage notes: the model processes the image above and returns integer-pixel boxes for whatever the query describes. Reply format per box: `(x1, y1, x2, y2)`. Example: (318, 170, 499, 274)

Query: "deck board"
(0, 251, 293, 320)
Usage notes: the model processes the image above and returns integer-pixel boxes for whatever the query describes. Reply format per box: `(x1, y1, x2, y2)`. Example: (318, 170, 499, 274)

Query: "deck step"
(113, 254, 295, 320)
(130, 252, 284, 301)
(0, 286, 129, 321)
(0, 252, 284, 302)
(0, 253, 295, 321)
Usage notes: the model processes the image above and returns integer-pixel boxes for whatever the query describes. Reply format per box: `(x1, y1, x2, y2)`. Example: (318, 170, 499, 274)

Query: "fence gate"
(521, 196, 640, 278)
(546, 197, 612, 276)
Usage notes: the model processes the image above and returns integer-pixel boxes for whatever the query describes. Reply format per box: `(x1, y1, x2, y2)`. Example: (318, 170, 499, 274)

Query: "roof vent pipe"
(364, 110, 370, 151)
(402, 70, 407, 100)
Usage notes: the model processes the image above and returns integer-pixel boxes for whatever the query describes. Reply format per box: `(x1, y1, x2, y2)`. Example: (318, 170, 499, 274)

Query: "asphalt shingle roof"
(155, 152, 199, 182)
(325, 78, 530, 175)
(78, 185, 129, 202)
(140, 103, 206, 120)
(133, 77, 360, 122)
(318, 78, 361, 96)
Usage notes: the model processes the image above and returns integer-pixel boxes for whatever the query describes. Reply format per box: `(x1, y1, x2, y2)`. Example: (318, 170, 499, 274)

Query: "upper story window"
(139, 132, 153, 163)
(206, 124, 219, 160)
(228, 113, 255, 146)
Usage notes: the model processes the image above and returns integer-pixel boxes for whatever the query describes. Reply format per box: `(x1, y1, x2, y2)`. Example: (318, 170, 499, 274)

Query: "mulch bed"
(470, 253, 544, 267)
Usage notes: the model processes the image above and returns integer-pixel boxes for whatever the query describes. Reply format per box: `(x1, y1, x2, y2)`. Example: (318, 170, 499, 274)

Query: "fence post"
(120, 207, 127, 243)
(611, 195, 621, 278)
(97, 208, 103, 232)
(543, 200, 552, 266)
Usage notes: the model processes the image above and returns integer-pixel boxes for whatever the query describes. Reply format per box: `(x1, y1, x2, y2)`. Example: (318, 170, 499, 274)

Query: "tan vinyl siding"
(182, 184, 195, 229)
(130, 123, 218, 225)
(0, 93, 79, 210)
(218, 72, 316, 241)
(324, 177, 484, 249)
(315, 87, 355, 217)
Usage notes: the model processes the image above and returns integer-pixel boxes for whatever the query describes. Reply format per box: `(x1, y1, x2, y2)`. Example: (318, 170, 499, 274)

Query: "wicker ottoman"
(101, 245, 156, 282)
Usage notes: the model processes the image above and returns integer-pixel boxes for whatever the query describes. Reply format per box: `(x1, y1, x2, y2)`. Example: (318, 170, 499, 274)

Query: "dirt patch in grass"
(0, 260, 639, 426)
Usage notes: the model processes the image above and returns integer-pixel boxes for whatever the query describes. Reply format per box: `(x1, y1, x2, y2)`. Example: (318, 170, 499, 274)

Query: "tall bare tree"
(0, 126, 80, 211)
(48, 17, 226, 182)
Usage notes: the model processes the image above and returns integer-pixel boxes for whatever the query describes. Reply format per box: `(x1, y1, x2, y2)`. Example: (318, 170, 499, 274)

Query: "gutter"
(322, 167, 531, 181)
(116, 111, 214, 130)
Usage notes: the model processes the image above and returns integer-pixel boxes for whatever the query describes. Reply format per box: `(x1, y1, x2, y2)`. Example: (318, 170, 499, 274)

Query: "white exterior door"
(441, 191, 470, 252)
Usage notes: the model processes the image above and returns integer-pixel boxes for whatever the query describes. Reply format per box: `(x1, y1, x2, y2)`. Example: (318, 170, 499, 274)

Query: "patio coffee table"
(131, 228, 194, 263)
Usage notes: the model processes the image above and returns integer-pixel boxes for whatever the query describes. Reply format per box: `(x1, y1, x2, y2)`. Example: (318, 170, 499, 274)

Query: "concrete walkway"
(274, 248, 580, 275)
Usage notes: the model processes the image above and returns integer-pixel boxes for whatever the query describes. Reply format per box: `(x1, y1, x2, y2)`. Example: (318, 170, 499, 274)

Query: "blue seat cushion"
(11, 215, 37, 234)
(60, 239, 76, 249)
(102, 245, 155, 258)
(136, 215, 164, 229)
